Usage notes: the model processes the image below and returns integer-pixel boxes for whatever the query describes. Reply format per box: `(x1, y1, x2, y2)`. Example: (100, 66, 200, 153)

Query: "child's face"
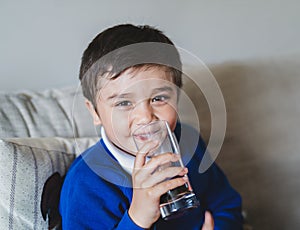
(86, 67, 178, 155)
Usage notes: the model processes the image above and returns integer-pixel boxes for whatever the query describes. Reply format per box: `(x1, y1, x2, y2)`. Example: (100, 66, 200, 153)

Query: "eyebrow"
(106, 93, 133, 101)
(152, 86, 174, 94)
(106, 86, 175, 101)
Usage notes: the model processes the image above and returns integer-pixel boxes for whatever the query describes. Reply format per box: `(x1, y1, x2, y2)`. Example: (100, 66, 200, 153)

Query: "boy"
(59, 24, 243, 229)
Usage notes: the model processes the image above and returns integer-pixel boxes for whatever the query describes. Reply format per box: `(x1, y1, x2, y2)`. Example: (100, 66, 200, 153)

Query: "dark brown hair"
(79, 24, 182, 107)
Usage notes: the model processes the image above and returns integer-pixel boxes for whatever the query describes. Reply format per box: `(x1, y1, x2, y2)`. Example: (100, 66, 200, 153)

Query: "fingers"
(133, 150, 186, 188)
(134, 141, 158, 169)
(133, 143, 188, 194)
(145, 176, 189, 199)
(136, 152, 181, 176)
(137, 167, 188, 188)
(201, 211, 214, 230)
(146, 153, 181, 171)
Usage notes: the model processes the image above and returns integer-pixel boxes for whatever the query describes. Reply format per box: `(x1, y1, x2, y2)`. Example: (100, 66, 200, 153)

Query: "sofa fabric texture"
(0, 137, 97, 230)
(0, 87, 95, 138)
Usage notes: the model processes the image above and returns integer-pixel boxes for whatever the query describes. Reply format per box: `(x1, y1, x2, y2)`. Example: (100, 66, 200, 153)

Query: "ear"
(85, 99, 102, 126)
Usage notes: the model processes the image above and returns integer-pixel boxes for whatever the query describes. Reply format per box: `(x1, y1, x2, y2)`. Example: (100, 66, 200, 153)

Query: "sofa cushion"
(0, 137, 97, 230)
(183, 58, 300, 229)
(0, 86, 96, 138)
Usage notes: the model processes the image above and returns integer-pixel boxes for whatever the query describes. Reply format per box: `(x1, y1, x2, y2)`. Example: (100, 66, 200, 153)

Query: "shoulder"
(63, 140, 130, 191)
(61, 142, 107, 195)
(60, 141, 131, 215)
(59, 142, 133, 229)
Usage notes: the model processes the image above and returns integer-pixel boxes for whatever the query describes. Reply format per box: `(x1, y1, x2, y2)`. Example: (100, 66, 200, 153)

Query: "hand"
(128, 142, 188, 229)
(201, 211, 214, 230)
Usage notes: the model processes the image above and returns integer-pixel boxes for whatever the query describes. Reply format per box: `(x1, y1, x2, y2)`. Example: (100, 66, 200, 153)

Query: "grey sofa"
(1, 57, 299, 229)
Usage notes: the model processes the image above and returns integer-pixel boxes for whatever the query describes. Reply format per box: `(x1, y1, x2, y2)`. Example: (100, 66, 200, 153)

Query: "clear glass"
(133, 120, 199, 220)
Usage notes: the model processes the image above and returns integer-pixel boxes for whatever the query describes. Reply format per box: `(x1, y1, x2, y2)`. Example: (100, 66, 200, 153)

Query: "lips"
(132, 129, 160, 142)
(133, 133, 150, 141)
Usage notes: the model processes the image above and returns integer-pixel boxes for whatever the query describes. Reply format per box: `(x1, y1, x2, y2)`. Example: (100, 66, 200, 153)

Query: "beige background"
(1, 0, 300, 90)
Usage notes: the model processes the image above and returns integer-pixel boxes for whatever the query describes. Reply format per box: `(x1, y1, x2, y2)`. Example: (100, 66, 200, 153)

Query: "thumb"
(202, 211, 214, 230)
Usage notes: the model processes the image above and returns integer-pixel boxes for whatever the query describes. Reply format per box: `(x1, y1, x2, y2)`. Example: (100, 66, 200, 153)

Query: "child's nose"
(132, 100, 156, 125)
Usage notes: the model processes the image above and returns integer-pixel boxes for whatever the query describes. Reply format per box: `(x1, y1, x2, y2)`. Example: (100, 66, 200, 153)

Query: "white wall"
(1, 0, 300, 91)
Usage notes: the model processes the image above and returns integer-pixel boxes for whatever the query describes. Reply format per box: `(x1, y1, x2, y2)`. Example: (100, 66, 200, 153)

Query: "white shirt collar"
(101, 126, 135, 175)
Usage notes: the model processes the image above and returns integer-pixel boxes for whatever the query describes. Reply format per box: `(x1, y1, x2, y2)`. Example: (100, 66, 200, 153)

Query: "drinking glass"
(133, 120, 199, 220)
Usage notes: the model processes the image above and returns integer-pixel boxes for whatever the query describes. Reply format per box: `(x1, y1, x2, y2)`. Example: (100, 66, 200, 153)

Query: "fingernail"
(183, 176, 189, 181)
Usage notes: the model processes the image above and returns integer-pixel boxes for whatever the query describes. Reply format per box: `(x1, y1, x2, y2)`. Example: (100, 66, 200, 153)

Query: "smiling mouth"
(133, 128, 160, 142)
(133, 133, 149, 142)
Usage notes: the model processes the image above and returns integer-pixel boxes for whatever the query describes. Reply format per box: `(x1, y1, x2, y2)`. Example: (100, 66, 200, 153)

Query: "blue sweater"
(60, 125, 243, 229)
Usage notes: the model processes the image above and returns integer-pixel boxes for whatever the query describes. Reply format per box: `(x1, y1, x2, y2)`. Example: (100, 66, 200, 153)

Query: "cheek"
(110, 109, 130, 126)
(167, 112, 178, 131)
(157, 106, 178, 131)
(110, 113, 133, 144)
(109, 126, 137, 154)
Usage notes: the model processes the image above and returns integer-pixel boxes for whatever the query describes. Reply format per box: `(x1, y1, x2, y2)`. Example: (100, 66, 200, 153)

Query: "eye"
(152, 95, 170, 103)
(115, 100, 133, 107)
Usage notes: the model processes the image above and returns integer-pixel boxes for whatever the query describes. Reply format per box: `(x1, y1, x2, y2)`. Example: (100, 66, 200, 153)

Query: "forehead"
(99, 67, 175, 98)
